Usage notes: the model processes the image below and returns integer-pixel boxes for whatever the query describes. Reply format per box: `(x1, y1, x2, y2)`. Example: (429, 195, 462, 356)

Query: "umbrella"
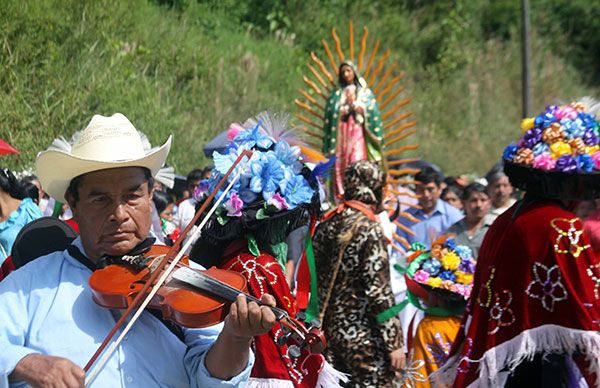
(202, 130, 229, 157)
(0, 140, 18, 155)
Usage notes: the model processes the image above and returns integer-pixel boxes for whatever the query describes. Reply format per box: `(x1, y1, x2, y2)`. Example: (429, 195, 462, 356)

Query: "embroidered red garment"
(221, 248, 321, 387)
(438, 200, 600, 387)
(0, 256, 14, 281)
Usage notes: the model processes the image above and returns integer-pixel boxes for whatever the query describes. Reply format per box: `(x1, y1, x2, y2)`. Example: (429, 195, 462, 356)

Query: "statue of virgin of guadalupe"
(322, 61, 384, 198)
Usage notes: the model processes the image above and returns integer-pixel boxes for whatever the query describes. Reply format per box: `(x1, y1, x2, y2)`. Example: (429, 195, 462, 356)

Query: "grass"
(0, 0, 597, 178)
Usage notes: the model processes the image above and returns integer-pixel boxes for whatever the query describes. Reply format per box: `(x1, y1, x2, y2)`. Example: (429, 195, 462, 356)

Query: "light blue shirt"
(0, 198, 42, 263)
(397, 199, 463, 248)
(0, 237, 253, 387)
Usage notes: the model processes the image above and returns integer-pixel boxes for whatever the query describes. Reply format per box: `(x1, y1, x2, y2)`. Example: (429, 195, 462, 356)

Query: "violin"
(89, 245, 325, 357)
(84, 150, 325, 387)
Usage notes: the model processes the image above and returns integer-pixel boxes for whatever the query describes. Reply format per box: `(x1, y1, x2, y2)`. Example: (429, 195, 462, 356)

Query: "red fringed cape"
(436, 200, 600, 387)
(221, 250, 321, 387)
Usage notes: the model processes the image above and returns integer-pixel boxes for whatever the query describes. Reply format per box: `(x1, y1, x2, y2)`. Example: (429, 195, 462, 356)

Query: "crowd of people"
(0, 100, 599, 388)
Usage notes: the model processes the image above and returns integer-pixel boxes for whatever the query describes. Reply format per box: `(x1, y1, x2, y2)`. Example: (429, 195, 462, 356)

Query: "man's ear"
(64, 191, 78, 220)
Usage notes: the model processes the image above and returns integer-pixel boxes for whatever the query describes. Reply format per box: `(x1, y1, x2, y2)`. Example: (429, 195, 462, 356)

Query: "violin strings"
(185, 265, 290, 320)
(85, 157, 250, 387)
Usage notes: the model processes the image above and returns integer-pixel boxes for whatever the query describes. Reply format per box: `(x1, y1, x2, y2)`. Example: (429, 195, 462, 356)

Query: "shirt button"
(127, 376, 133, 383)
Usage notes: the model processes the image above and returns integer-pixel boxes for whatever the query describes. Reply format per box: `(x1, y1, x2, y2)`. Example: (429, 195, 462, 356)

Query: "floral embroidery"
(425, 332, 452, 367)
(227, 255, 279, 297)
(400, 352, 427, 388)
(587, 263, 600, 300)
(457, 338, 474, 375)
(477, 266, 496, 308)
(525, 262, 568, 312)
(550, 218, 591, 258)
(488, 290, 516, 334)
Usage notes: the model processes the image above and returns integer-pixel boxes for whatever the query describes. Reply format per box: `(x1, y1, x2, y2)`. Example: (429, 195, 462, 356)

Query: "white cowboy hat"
(36, 113, 172, 200)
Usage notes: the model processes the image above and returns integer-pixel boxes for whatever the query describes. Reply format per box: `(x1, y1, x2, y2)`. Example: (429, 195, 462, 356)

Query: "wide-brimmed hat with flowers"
(502, 99, 600, 199)
(190, 113, 323, 267)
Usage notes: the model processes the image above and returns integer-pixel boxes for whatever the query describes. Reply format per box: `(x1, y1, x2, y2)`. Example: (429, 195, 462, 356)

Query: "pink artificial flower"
(592, 152, 600, 170)
(227, 123, 244, 141)
(413, 269, 430, 283)
(555, 106, 577, 121)
(224, 192, 243, 217)
(268, 192, 289, 211)
(532, 153, 556, 171)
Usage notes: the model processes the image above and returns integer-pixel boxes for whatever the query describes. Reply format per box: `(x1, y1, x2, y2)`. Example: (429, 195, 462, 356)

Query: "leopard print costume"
(313, 161, 402, 387)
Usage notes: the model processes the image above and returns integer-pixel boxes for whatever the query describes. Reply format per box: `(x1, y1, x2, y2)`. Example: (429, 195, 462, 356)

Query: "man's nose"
(110, 203, 129, 222)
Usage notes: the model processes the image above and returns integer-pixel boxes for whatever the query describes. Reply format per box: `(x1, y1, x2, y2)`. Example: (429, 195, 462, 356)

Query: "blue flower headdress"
(190, 112, 326, 268)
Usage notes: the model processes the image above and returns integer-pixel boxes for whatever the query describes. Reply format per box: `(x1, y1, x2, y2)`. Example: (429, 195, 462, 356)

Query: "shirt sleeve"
(359, 223, 403, 352)
(183, 323, 254, 388)
(0, 271, 40, 385)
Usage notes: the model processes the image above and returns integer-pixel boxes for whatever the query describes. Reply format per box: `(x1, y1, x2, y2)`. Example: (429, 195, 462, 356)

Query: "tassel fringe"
(432, 324, 600, 387)
(316, 360, 350, 387)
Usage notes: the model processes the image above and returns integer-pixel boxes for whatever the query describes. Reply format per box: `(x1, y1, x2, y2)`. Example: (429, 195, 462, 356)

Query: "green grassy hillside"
(1, 0, 598, 176)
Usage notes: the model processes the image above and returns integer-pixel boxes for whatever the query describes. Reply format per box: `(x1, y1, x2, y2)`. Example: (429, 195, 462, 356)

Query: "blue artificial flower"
(439, 270, 457, 283)
(534, 112, 556, 129)
(576, 154, 595, 173)
(454, 245, 473, 260)
(532, 142, 550, 156)
(249, 151, 285, 201)
(274, 140, 301, 165)
(232, 122, 274, 150)
(443, 239, 457, 250)
(422, 259, 441, 277)
(578, 112, 598, 130)
(282, 174, 314, 208)
(502, 143, 518, 161)
(561, 118, 585, 140)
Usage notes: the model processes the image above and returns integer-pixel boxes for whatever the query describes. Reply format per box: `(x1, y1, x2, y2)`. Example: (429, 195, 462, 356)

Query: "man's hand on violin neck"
(11, 354, 85, 388)
(205, 294, 277, 380)
(225, 294, 277, 341)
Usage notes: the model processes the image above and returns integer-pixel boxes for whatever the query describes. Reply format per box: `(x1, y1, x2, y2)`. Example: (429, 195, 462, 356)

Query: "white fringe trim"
(316, 360, 350, 387)
(246, 377, 294, 387)
(432, 324, 600, 387)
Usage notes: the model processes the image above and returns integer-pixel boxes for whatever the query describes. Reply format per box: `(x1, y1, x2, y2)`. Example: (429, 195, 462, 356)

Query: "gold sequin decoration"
(550, 218, 591, 259)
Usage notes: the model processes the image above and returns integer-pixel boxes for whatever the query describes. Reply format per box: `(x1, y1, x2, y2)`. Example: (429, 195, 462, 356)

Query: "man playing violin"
(0, 113, 277, 387)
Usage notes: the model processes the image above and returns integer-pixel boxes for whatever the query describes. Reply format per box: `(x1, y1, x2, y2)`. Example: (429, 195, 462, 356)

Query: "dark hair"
(186, 169, 204, 184)
(461, 182, 489, 201)
(338, 63, 359, 87)
(66, 167, 154, 203)
(201, 166, 213, 179)
(441, 184, 463, 201)
(415, 166, 443, 186)
(0, 168, 25, 200)
(22, 182, 40, 204)
(152, 190, 173, 215)
(485, 162, 506, 185)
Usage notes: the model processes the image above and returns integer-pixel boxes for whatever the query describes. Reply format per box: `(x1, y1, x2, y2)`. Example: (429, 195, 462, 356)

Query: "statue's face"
(341, 65, 355, 84)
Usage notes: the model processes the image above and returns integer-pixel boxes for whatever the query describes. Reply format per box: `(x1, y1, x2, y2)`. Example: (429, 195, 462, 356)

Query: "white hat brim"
(36, 136, 172, 201)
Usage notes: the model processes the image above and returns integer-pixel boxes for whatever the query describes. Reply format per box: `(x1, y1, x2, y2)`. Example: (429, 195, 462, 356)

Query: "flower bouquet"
(404, 239, 476, 301)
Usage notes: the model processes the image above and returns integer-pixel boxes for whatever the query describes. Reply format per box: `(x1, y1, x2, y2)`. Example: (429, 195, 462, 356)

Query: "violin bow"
(84, 150, 253, 387)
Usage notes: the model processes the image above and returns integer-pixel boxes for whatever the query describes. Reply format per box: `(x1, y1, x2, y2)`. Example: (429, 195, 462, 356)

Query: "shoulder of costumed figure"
(501, 99, 600, 200)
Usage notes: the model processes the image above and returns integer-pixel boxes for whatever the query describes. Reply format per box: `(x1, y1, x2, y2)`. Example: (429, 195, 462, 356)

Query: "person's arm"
(184, 294, 276, 387)
(0, 269, 84, 387)
(360, 224, 405, 368)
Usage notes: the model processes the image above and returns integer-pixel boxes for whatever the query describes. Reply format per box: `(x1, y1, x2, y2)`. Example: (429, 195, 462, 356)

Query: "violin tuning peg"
(295, 312, 306, 321)
(309, 318, 322, 329)
(287, 345, 301, 359)
(276, 332, 291, 347)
